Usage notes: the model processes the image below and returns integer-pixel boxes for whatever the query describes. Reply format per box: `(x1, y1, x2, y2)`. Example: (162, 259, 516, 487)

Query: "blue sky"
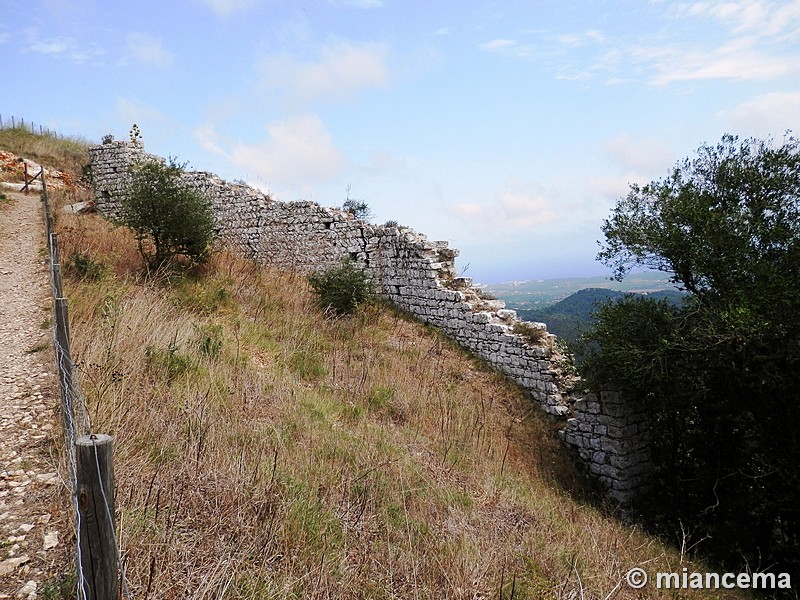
(2, 0, 799, 282)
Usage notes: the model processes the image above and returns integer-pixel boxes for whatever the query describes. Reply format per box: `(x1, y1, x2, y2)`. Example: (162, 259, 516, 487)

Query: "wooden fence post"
(53, 298, 73, 420)
(76, 434, 119, 600)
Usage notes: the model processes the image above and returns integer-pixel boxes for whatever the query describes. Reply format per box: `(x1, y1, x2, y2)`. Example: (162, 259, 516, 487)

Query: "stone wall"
(560, 391, 652, 507)
(87, 141, 651, 506)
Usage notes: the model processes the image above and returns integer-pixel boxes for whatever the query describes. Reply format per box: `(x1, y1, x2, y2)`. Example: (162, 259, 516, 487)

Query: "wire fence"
(0, 114, 64, 138)
(39, 167, 131, 599)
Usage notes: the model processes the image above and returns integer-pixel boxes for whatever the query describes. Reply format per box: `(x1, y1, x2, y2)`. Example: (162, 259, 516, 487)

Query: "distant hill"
(483, 271, 680, 310)
(517, 287, 686, 342)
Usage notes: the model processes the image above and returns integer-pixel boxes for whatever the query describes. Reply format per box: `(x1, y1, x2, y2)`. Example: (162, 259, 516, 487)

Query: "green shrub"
(307, 258, 375, 316)
(146, 344, 195, 380)
(196, 323, 223, 359)
(341, 185, 372, 220)
(120, 158, 215, 268)
(65, 251, 106, 280)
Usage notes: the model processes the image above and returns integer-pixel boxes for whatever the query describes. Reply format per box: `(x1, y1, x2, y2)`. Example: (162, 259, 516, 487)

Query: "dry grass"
(0, 126, 91, 182)
(53, 211, 749, 599)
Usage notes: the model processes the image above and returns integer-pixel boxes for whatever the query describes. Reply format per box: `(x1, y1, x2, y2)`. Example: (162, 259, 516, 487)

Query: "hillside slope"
(51, 205, 735, 599)
(0, 128, 743, 598)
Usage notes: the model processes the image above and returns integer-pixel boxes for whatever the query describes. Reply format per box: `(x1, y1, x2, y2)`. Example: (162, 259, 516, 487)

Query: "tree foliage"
(121, 158, 215, 268)
(582, 134, 800, 579)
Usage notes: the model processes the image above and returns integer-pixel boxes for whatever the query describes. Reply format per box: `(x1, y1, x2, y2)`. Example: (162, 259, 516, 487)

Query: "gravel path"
(0, 191, 65, 599)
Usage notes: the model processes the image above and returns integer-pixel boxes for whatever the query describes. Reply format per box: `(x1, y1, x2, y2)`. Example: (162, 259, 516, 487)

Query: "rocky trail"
(0, 190, 67, 598)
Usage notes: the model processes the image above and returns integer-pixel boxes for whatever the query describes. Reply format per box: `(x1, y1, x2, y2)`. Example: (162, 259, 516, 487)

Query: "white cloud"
(115, 97, 177, 138)
(201, 0, 256, 16)
(29, 37, 73, 54)
(642, 1, 800, 84)
(342, 0, 384, 7)
(481, 39, 517, 50)
(260, 41, 390, 103)
(450, 190, 560, 236)
(125, 32, 174, 69)
(589, 135, 676, 202)
(589, 173, 645, 202)
(434, 27, 450, 36)
(194, 124, 227, 156)
(678, 0, 800, 37)
(648, 36, 800, 85)
(479, 38, 540, 60)
(720, 91, 800, 135)
(556, 29, 606, 47)
(229, 115, 345, 186)
(481, 3, 800, 86)
(22, 27, 104, 64)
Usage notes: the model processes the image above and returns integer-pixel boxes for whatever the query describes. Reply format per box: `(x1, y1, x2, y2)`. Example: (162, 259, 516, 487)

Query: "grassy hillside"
(0, 125, 91, 182)
(44, 199, 735, 598)
(1, 129, 744, 598)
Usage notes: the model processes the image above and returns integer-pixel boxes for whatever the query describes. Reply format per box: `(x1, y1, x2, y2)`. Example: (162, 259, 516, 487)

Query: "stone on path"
(0, 192, 63, 595)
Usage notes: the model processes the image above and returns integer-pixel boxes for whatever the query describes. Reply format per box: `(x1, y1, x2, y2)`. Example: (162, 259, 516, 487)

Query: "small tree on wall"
(119, 158, 215, 268)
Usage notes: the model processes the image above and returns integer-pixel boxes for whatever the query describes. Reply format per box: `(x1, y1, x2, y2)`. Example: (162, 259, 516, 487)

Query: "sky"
(2, 0, 799, 283)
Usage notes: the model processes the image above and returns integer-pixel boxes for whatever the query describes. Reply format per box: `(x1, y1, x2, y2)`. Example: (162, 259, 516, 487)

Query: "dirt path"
(0, 191, 66, 599)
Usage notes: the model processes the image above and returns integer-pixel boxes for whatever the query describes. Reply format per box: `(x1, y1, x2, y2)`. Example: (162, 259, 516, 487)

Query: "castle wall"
(88, 141, 651, 506)
(560, 391, 652, 508)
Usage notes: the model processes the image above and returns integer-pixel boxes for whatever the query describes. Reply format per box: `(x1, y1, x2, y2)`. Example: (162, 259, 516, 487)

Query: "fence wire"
(40, 167, 132, 600)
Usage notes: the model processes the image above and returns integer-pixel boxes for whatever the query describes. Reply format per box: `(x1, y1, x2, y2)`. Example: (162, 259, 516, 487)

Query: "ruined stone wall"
(88, 141, 651, 505)
(87, 140, 145, 220)
(560, 391, 652, 507)
(88, 141, 573, 415)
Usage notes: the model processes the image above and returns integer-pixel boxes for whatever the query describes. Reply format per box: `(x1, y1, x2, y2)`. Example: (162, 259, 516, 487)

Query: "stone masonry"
(87, 140, 652, 507)
(560, 391, 652, 507)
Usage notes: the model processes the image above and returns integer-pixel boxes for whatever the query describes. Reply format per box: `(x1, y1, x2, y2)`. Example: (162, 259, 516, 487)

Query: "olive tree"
(581, 134, 800, 578)
(120, 159, 215, 268)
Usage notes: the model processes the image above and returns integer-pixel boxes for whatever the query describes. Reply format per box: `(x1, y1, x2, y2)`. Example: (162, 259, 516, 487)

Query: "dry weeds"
(53, 211, 747, 599)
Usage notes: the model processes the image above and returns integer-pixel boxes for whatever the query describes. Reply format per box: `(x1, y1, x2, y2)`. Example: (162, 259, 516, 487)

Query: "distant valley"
(484, 272, 685, 342)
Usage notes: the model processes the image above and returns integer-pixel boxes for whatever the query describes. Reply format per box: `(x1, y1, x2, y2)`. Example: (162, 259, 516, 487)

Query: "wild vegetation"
(0, 124, 90, 183)
(48, 202, 738, 598)
(307, 258, 377, 316)
(581, 134, 800, 585)
(2, 126, 755, 598)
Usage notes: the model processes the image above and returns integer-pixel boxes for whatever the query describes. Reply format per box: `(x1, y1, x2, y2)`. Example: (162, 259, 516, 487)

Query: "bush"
(120, 158, 215, 268)
(342, 199, 371, 220)
(307, 258, 375, 316)
(342, 184, 372, 220)
(64, 251, 106, 280)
